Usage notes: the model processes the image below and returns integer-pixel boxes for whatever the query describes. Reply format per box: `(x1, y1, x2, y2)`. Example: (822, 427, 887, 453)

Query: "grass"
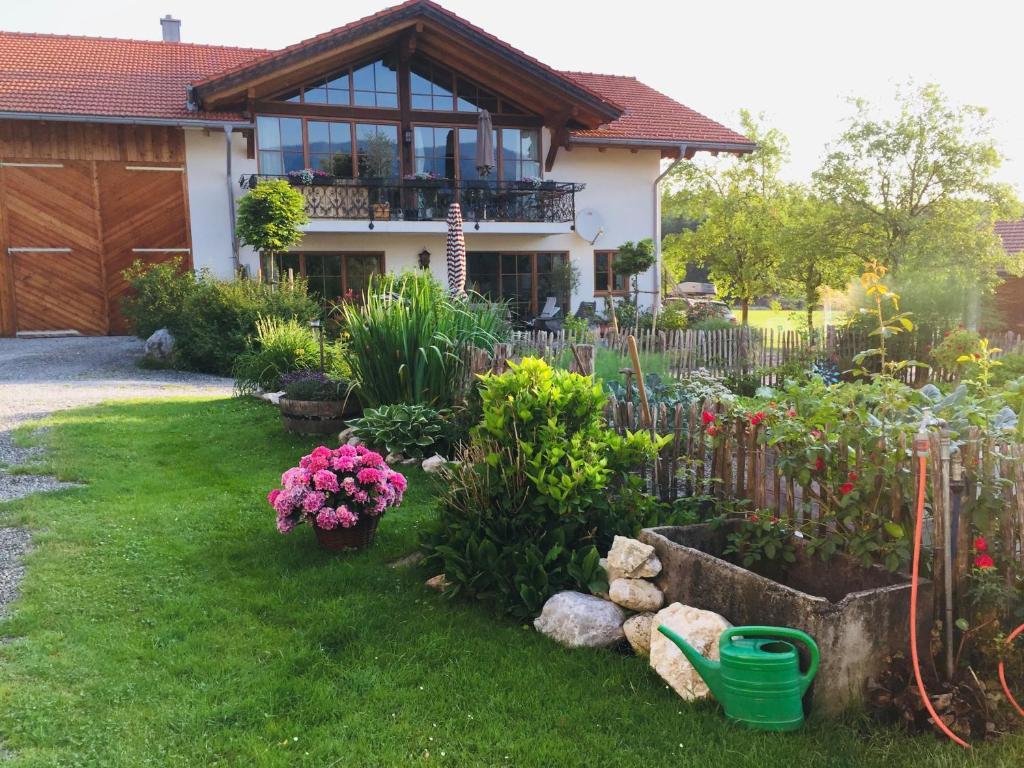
(738, 308, 846, 331)
(0, 397, 1020, 766)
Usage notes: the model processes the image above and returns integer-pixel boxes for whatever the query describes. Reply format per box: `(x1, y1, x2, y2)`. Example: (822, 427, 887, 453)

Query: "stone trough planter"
(640, 523, 932, 715)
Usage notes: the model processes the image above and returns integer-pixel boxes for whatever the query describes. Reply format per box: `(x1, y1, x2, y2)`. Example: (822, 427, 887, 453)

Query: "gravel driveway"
(0, 336, 233, 615)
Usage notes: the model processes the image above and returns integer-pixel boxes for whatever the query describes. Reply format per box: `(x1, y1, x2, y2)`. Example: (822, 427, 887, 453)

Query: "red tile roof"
(0, 31, 265, 122)
(996, 220, 1024, 254)
(563, 72, 752, 148)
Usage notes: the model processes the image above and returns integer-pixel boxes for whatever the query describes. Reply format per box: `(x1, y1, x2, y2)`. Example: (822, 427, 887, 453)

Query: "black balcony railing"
(238, 175, 584, 226)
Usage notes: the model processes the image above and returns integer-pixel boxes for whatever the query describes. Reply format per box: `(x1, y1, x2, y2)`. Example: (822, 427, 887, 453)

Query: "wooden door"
(97, 162, 191, 334)
(1, 161, 107, 334)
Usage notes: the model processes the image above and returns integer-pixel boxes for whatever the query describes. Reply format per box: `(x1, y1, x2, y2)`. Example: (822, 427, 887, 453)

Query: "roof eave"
(569, 136, 757, 155)
(0, 110, 253, 128)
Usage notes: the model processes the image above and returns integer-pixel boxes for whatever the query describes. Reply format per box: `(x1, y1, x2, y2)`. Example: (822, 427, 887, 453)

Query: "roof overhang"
(569, 136, 757, 158)
(0, 110, 252, 129)
(191, 0, 623, 129)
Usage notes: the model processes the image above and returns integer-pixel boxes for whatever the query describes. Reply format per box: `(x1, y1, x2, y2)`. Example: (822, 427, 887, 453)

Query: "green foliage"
(657, 301, 688, 331)
(931, 328, 983, 371)
(421, 358, 659, 618)
(851, 261, 921, 378)
(718, 512, 798, 578)
(121, 257, 197, 339)
(281, 372, 353, 402)
(615, 239, 656, 280)
(340, 271, 508, 408)
(235, 179, 309, 254)
(173, 275, 320, 375)
(232, 315, 348, 393)
(349, 403, 452, 459)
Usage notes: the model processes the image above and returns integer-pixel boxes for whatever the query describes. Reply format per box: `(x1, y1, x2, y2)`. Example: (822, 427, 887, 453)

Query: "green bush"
(232, 315, 348, 393)
(281, 372, 353, 402)
(420, 358, 657, 619)
(930, 327, 982, 371)
(121, 257, 197, 339)
(349, 403, 452, 459)
(658, 302, 688, 331)
(340, 271, 508, 408)
(691, 317, 734, 331)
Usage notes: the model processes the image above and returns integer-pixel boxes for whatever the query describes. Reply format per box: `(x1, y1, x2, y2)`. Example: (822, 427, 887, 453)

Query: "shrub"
(349, 403, 452, 459)
(235, 180, 308, 258)
(931, 327, 983, 371)
(420, 358, 657, 618)
(121, 257, 197, 339)
(691, 317, 734, 331)
(281, 371, 354, 403)
(233, 315, 348, 393)
(658, 301, 688, 332)
(340, 271, 508, 408)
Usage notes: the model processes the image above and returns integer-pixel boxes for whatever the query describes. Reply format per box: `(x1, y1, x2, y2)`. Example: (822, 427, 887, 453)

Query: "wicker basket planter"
(313, 514, 381, 551)
(279, 397, 359, 435)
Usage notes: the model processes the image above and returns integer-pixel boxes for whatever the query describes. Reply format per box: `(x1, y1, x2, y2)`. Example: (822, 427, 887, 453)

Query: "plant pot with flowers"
(278, 371, 359, 435)
(268, 444, 407, 551)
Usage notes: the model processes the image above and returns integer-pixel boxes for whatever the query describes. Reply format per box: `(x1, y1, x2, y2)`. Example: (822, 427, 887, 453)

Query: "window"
(414, 126, 456, 178)
(410, 60, 455, 111)
(307, 120, 353, 176)
(256, 116, 304, 174)
(455, 78, 498, 114)
(594, 250, 628, 295)
(304, 72, 351, 106)
(500, 128, 541, 180)
(268, 253, 384, 302)
(356, 123, 399, 178)
(353, 58, 398, 108)
(466, 251, 569, 319)
(457, 127, 498, 180)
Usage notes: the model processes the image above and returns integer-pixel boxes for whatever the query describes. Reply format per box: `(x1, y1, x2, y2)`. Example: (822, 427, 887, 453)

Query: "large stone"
(533, 591, 626, 648)
(623, 612, 655, 656)
(421, 454, 447, 473)
(649, 603, 731, 701)
(143, 328, 174, 363)
(338, 426, 357, 443)
(607, 535, 662, 578)
(609, 578, 664, 612)
(262, 391, 284, 406)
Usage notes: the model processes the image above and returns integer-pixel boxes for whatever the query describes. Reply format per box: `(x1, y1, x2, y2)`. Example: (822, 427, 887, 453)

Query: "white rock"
(421, 454, 447, 473)
(346, 436, 363, 447)
(533, 591, 626, 648)
(624, 612, 655, 656)
(649, 603, 731, 701)
(263, 391, 284, 406)
(401, 458, 419, 465)
(338, 426, 357, 442)
(607, 535, 662, 578)
(385, 452, 404, 464)
(143, 328, 174, 362)
(425, 574, 450, 591)
(609, 578, 664, 612)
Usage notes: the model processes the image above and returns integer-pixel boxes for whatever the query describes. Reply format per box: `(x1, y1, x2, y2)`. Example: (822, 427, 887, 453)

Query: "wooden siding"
(0, 121, 185, 162)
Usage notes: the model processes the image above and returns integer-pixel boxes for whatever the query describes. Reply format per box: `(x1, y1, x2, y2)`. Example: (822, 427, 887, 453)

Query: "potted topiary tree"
(235, 178, 309, 284)
(614, 239, 656, 332)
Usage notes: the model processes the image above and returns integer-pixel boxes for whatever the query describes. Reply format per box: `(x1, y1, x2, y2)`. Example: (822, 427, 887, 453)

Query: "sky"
(4, 0, 1023, 192)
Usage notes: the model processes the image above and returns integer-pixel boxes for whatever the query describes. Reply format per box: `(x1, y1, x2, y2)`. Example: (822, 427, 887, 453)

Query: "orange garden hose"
(1000, 623, 1024, 718)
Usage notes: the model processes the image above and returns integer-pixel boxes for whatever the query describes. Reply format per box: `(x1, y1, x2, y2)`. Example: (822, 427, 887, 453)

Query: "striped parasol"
(445, 201, 467, 298)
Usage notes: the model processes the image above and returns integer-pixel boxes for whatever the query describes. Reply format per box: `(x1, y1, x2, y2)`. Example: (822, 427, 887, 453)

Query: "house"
(995, 220, 1024, 332)
(0, 0, 753, 337)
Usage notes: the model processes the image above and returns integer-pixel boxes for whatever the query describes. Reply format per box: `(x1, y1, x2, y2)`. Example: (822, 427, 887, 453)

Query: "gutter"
(0, 111, 253, 130)
(224, 127, 241, 274)
(651, 144, 690, 313)
(570, 136, 756, 154)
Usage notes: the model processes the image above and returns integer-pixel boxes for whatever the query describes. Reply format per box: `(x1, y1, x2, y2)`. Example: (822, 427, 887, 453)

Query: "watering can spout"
(657, 625, 724, 699)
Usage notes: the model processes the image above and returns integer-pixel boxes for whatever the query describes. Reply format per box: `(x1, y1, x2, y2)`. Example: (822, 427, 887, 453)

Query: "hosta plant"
(348, 403, 452, 459)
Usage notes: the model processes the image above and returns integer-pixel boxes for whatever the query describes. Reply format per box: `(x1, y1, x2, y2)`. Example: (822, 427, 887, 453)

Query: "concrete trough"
(640, 523, 932, 715)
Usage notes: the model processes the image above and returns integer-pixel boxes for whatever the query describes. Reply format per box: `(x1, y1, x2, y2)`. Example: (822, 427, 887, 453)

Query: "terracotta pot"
(279, 397, 359, 435)
(313, 514, 381, 551)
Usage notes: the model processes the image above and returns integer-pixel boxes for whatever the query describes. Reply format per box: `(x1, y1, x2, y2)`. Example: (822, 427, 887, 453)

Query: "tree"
(615, 239, 656, 323)
(661, 112, 788, 325)
(235, 180, 309, 282)
(813, 83, 1022, 324)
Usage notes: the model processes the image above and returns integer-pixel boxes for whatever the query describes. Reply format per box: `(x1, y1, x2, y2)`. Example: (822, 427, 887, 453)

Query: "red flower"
(702, 410, 716, 425)
(839, 482, 854, 495)
(707, 425, 720, 437)
(770, 515, 780, 524)
(786, 408, 797, 417)
(750, 411, 766, 427)
(814, 457, 825, 471)
(847, 471, 858, 482)
(749, 513, 759, 522)
(810, 429, 822, 439)
(974, 553, 995, 569)
(974, 536, 988, 552)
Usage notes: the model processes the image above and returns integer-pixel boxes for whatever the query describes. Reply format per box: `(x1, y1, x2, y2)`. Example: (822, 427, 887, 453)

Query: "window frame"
(410, 122, 539, 181)
(593, 250, 628, 297)
(268, 251, 386, 301)
(256, 116, 402, 179)
(273, 55, 399, 109)
(465, 251, 570, 318)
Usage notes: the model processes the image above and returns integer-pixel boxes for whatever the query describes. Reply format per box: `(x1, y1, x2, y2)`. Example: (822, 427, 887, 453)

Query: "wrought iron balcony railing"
(238, 175, 584, 226)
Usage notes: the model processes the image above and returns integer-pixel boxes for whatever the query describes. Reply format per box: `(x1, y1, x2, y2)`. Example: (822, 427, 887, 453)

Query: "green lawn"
(739, 308, 836, 331)
(0, 398, 1019, 766)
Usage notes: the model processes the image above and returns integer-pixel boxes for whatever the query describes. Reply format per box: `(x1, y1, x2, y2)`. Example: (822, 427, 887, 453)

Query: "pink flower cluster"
(267, 444, 407, 535)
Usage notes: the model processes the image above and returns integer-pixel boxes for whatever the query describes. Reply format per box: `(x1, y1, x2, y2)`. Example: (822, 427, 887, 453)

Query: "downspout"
(652, 144, 688, 312)
(224, 126, 240, 275)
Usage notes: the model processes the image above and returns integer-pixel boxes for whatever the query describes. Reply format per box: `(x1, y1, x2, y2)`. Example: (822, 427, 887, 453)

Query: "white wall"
(184, 128, 257, 279)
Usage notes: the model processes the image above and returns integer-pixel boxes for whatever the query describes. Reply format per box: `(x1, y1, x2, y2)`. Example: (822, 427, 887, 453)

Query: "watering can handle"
(721, 626, 820, 695)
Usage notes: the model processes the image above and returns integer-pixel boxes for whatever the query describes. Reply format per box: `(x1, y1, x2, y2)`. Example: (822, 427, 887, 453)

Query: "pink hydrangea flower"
(315, 507, 337, 530)
(389, 472, 407, 493)
(336, 444, 357, 457)
(332, 455, 356, 472)
(267, 489, 281, 506)
(359, 451, 384, 467)
(357, 467, 384, 485)
(313, 469, 340, 492)
(335, 505, 358, 528)
(276, 512, 298, 534)
(281, 467, 310, 489)
(307, 456, 330, 473)
(355, 445, 368, 455)
(302, 491, 326, 513)
(273, 486, 304, 515)
(353, 490, 369, 504)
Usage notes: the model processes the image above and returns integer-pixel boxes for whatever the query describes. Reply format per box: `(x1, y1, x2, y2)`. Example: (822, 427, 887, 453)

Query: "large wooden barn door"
(97, 163, 191, 334)
(0, 161, 107, 335)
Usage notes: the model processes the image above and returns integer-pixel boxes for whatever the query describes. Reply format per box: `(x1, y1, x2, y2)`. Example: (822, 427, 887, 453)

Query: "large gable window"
(304, 72, 351, 106)
(500, 128, 541, 180)
(353, 59, 398, 108)
(456, 78, 499, 114)
(307, 120, 353, 176)
(256, 116, 304, 174)
(356, 124, 399, 178)
(410, 60, 455, 111)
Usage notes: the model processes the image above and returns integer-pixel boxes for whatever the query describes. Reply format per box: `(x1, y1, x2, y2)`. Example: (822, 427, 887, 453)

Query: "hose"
(910, 435, 971, 748)
(1000, 623, 1024, 718)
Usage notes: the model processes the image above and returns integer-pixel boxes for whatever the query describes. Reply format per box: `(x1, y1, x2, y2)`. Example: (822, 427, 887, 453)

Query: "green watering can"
(657, 624, 819, 732)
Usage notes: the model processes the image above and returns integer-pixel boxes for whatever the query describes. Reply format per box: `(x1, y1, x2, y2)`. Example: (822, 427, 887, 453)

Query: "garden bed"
(640, 522, 933, 715)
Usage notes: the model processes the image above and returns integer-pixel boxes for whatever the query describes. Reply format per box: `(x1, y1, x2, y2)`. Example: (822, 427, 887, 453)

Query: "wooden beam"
(545, 117, 571, 173)
(251, 100, 542, 127)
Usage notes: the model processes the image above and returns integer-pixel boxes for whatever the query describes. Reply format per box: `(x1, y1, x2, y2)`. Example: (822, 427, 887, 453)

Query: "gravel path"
(0, 336, 233, 615)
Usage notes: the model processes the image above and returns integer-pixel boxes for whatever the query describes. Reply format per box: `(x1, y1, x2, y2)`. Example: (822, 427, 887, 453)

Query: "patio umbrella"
(475, 109, 495, 177)
(445, 201, 467, 298)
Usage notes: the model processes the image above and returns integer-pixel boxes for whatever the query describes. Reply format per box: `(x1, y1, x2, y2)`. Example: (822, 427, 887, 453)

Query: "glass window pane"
(354, 90, 376, 107)
(376, 92, 398, 108)
(327, 88, 350, 106)
(281, 118, 303, 154)
(307, 121, 329, 151)
(283, 152, 304, 173)
(375, 60, 397, 91)
(411, 94, 433, 110)
(352, 62, 375, 90)
(326, 73, 349, 90)
(521, 130, 540, 161)
(259, 151, 282, 175)
(357, 124, 399, 178)
(345, 255, 379, 298)
(330, 123, 352, 149)
(521, 160, 541, 179)
(280, 89, 301, 104)
(257, 116, 280, 150)
(304, 86, 328, 104)
(321, 254, 342, 275)
(536, 253, 554, 273)
(305, 254, 325, 276)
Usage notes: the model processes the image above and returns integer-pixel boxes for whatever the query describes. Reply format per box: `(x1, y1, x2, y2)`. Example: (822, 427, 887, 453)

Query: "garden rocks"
(337, 426, 357, 443)
(143, 328, 174, 363)
(421, 454, 447, 473)
(261, 391, 284, 406)
(609, 578, 664, 612)
(649, 603, 731, 701)
(385, 452, 404, 464)
(607, 535, 662, 579)
(623, 612, 655, 656)
(533, 591, 626, 648)
(425, 574, 450, 591)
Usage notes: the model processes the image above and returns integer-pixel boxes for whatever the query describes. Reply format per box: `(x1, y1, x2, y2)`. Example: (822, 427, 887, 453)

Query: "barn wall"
(0, 121, 185, 162)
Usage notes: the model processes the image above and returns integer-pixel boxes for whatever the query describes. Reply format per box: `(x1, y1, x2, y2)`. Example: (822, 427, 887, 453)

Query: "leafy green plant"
(931, 327, 983, 371)
(232, 315, 341, 393)
(339, 271, 508, 408)
(235, 180, 309, 277)
(349, 403, 452, 458)
(121, 257, 197, 339)
(718, 512, 798, 578)
(851, 260, 923, 378)
(658, 301, 688, 331)
(280, 371, 354, 402)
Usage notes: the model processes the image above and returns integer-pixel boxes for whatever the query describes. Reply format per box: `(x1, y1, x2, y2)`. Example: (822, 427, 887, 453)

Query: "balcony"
(238, 175, 584, 233)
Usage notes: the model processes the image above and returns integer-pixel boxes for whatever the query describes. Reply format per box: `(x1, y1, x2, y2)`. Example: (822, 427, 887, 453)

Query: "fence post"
(570, 344, 595, 377)
(492, 342, 513, 374)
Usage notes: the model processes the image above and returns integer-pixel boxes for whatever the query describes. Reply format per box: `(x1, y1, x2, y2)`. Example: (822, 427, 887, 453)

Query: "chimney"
(160, 15, 181, 43)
